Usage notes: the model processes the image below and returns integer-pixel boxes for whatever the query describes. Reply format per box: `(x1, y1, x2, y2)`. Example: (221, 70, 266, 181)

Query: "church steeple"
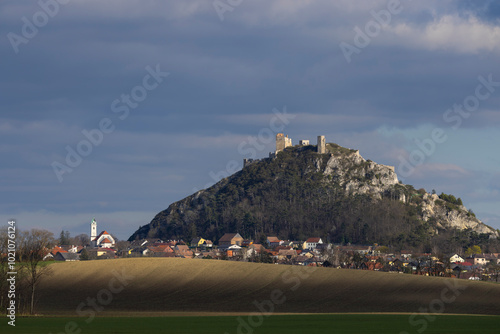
(90, 218, 97, 243)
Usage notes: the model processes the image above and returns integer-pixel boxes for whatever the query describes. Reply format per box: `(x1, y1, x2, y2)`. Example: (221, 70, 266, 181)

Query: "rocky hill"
(129, 143, 498, 252)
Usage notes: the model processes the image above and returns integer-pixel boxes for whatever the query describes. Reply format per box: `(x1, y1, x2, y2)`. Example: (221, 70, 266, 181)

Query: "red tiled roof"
(458, 261, 473, 266)
(150, 245, 173, 252)
(51, 246, 67, 255)
(96, 231, 112, 239)
(101, 238, 112, 244)
(154, 245, 172, 252)
(306, 237, 321, 243)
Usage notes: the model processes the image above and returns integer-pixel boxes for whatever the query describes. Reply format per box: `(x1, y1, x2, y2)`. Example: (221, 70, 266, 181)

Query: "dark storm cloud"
(1, 0, 500, 237)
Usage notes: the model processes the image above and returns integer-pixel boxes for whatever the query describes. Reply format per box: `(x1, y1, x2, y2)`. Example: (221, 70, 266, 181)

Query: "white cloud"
(386, 14, 500, 53)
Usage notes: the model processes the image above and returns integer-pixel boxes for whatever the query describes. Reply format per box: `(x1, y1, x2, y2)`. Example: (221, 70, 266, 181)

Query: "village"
(45, 220, 500, 282)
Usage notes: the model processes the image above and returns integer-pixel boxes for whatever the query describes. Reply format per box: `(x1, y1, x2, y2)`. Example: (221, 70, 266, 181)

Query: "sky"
(1, 0, 499, 241)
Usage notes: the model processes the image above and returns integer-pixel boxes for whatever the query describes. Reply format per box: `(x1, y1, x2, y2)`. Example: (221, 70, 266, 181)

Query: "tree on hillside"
(79, 248, 90, 261)
(465, 245, 482, 257)
(59, 230, 70, 245)
(73, 233, 90, 246)
(18, 229, 55, 314)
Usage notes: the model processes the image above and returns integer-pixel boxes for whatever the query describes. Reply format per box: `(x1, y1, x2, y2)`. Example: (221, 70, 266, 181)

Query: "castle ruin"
(244, 133, 330, 167)
(317, 135, 326, 154)
(276, 133, 292, 153)
(275, 133, 327, 154)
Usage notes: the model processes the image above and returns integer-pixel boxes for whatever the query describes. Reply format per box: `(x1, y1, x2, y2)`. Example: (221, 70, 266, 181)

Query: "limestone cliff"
(420, 193, 497, 235)
(313, 144, 497, 237)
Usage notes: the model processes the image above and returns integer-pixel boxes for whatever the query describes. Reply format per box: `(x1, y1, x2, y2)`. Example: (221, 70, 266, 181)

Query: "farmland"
(3, 314, 500, 334)
(35, 258, 500, 315)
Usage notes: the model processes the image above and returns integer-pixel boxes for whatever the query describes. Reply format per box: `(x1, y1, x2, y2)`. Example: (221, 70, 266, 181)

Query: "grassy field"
(35, 257, 500, 315)
(2, 314, 500, 334)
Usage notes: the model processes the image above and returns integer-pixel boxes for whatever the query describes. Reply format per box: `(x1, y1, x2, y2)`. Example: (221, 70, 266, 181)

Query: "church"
(90, 218, 116, 248)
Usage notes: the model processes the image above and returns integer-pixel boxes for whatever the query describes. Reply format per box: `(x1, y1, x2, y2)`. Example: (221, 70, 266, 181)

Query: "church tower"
(90, 218, 97, 243)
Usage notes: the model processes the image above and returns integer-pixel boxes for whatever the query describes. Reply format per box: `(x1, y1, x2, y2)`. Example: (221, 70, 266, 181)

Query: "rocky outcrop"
(421, 193, 498, 236)
(320, 149, 399, 198)
(316, 147, 497, 237)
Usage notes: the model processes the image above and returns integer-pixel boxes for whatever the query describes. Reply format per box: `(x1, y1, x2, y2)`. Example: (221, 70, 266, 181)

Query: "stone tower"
(90, 218, 97, 242)
(317, 135, 326, 154)
(276, 133, 292, 153)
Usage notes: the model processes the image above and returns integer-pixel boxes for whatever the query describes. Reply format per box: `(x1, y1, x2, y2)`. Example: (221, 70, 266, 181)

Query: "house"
(84, 247, 116, 259)
(60, 245, 83, 253)
(202, 240, 213, 248)
(130, 238, 165, 248)
(302, 237, 323, 250)
(277, 249, 297, 262)
(44, 246, 66, 260)
(293, 255, 309, 265)
(456, 261, 474, 271)
(147, 244, 174, 257)
(301, 256, 323, 266)
(246, 244, 265, 258)
(227, 245, 243, 258)
(190, 237, 206, 247)
(467, 255, 488, 267)
(174, 244, 193, 258)
(129, 246, 149, 256)
(54, 252, 80, 261)
(450, 254, 464, 263)
(339, 245, 373, 255)
(400, 250, 413, 259)
(218, 233, 244, 248)
(301, 251, 315, 258)
(266, 236, 281, 248)
(485, 254, 500, 264)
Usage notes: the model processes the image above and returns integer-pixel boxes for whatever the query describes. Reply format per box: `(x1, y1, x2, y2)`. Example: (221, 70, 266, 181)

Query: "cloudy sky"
(1, 0, 500, 240)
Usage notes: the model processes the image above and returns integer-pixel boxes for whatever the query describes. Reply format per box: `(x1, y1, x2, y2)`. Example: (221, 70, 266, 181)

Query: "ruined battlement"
(276, 133, 326, 154)
(243, 133, 394, 174)
(276, 133, 292, 153)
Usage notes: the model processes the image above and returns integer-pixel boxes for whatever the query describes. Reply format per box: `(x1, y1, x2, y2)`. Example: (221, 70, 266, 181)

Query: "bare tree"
(73, 233, 90, 246)
(18, 229, 55, 314)
(0, 228, 9, 310)
(487, 262, 500, 282)
(115, 240, 131, 253)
